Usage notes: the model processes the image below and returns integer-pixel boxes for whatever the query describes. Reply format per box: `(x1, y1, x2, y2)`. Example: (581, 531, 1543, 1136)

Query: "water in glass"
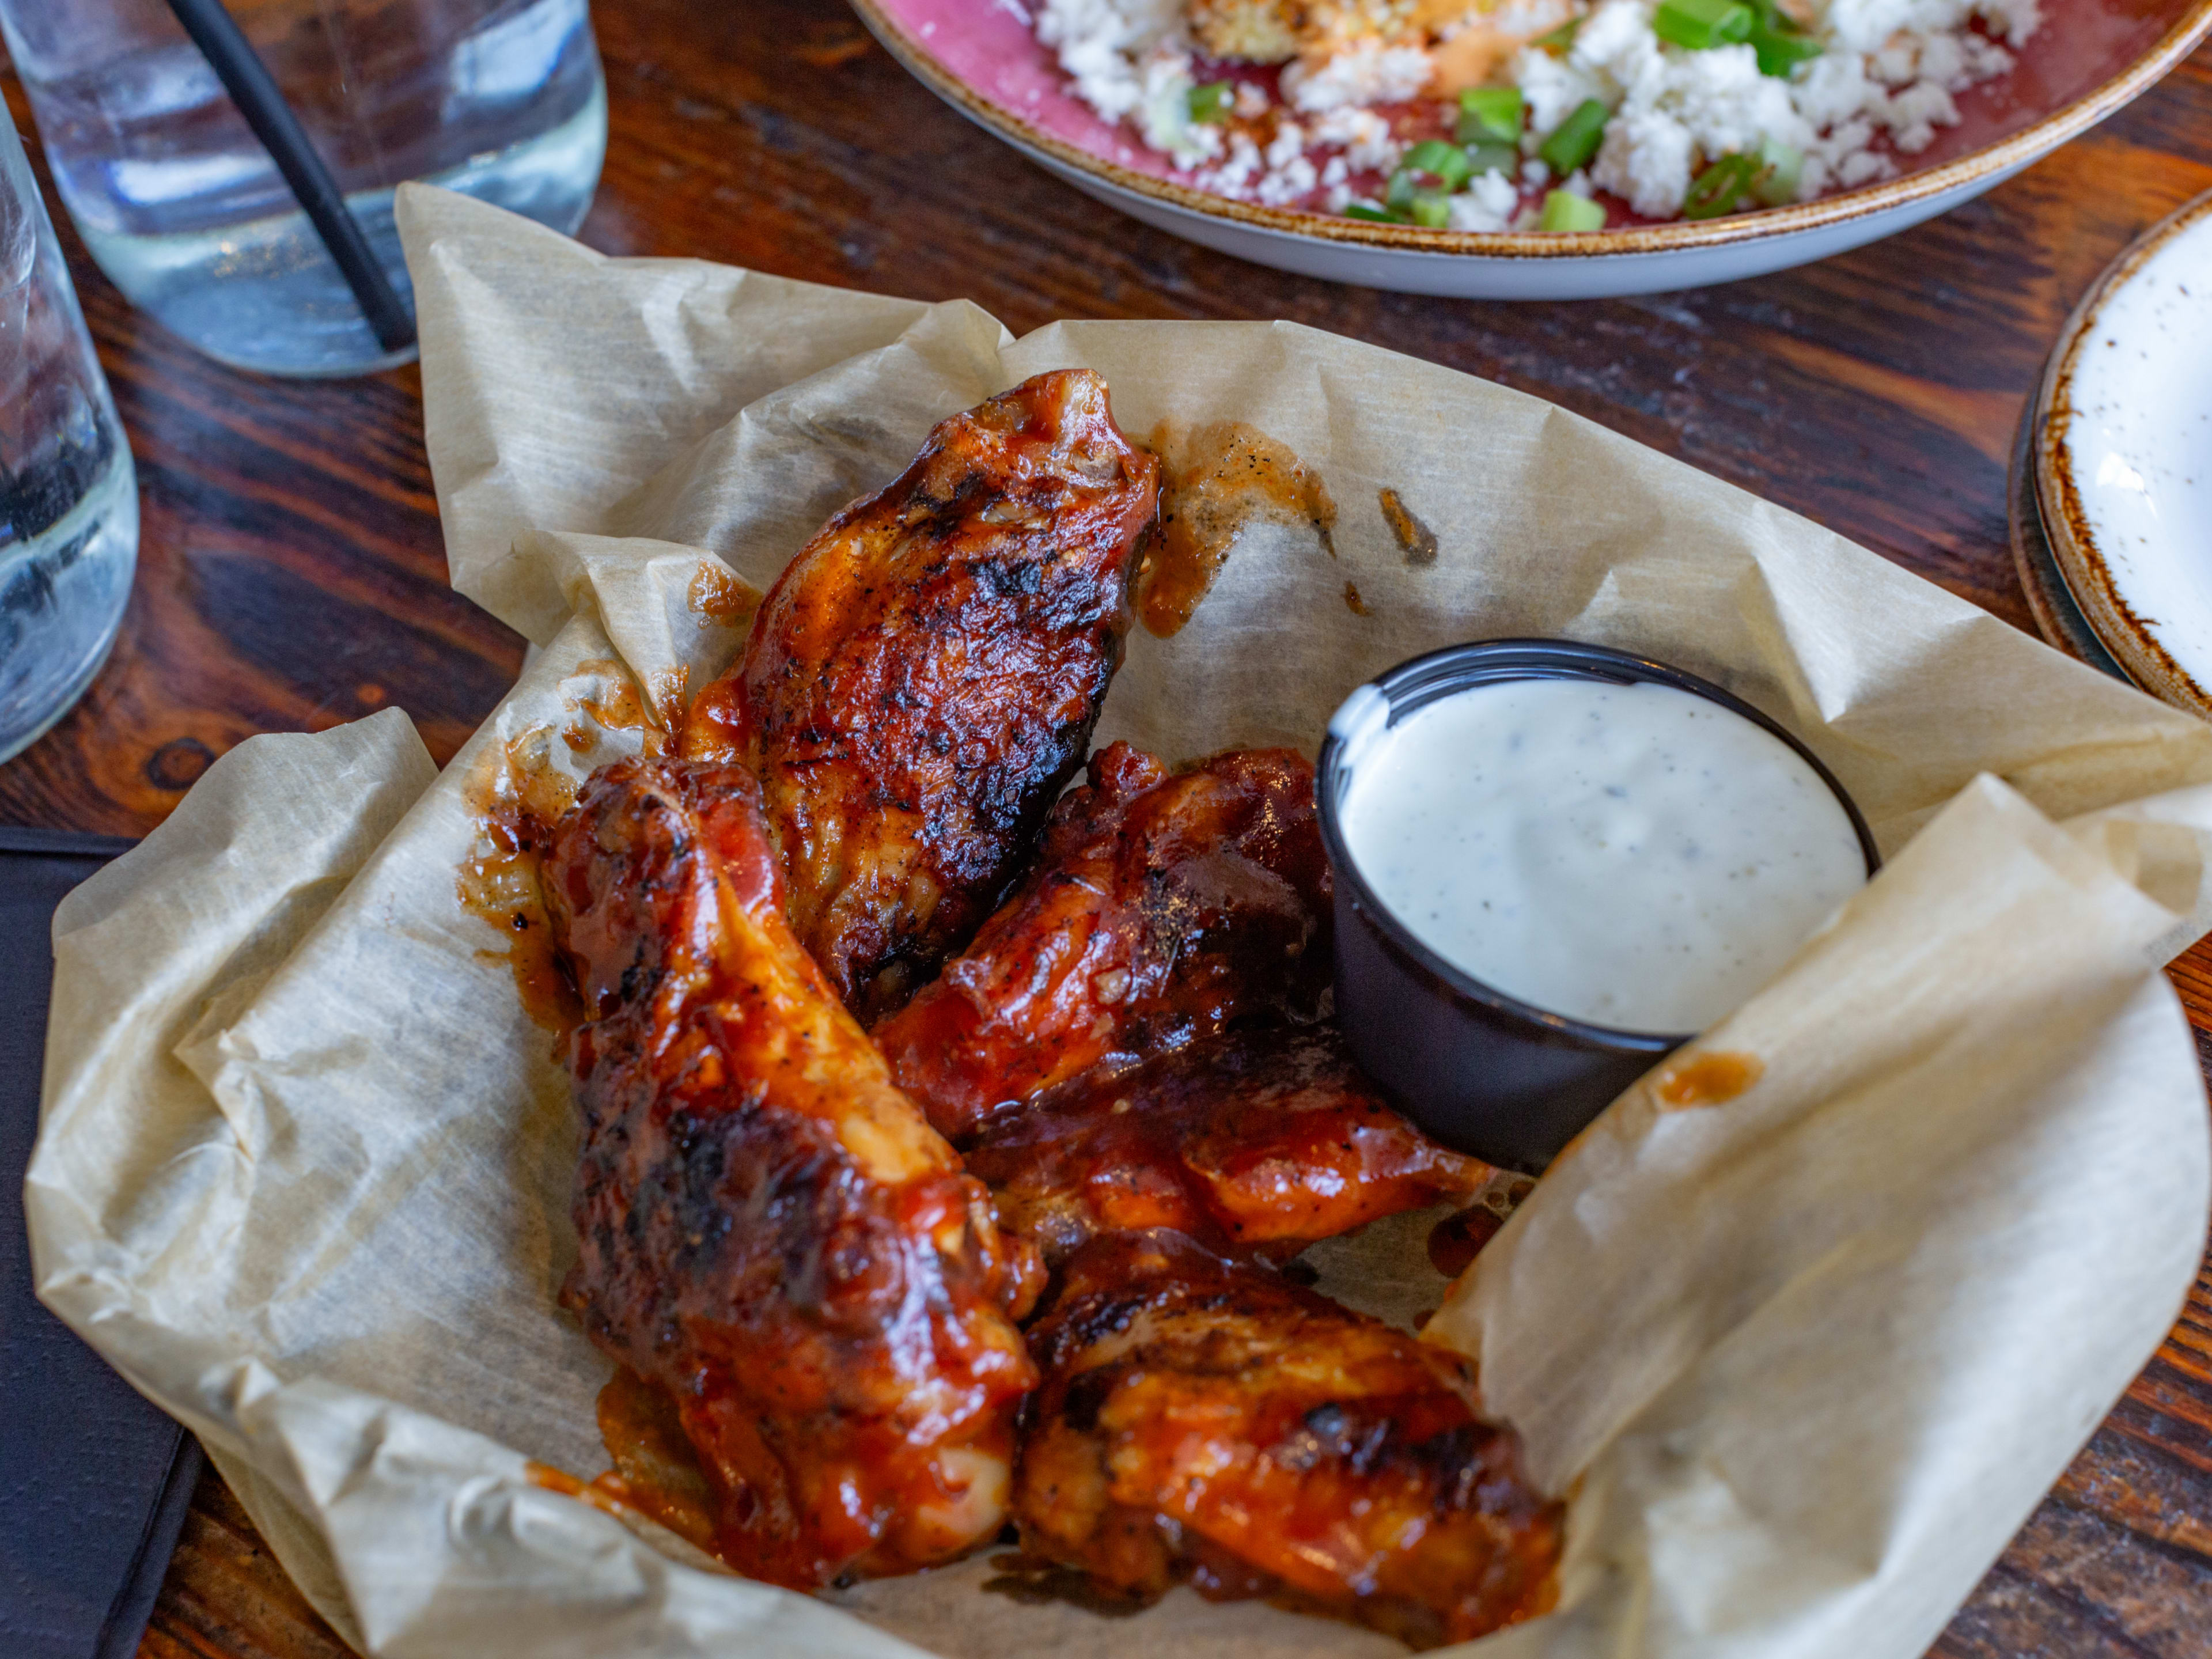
(0, 118, 137, 764)
(0, 0, 605, 377)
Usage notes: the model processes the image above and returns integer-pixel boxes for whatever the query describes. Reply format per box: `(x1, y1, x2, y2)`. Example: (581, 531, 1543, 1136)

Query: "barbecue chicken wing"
(683, 370, 1159, 1021)
(873, 741, 1332, 1143)
(1014, 1230, 1562, 1647)
(967, 1024, 1493, 1267)
(543, 753, 1044, 1589)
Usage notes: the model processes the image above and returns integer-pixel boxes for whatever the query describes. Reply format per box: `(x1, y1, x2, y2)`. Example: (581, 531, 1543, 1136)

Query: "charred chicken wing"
(1014, 1230, 1562, 1647)
(683, 370, 1160, 1021)
(873, 741, 1332, 1143)
(967, 1024, 1494, 1267)
(543, 754, 1043, 1589)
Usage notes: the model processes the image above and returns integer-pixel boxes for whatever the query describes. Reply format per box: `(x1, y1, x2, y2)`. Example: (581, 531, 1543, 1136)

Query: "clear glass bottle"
(0, 0, 606, 378)
(0, 116, 138, 764)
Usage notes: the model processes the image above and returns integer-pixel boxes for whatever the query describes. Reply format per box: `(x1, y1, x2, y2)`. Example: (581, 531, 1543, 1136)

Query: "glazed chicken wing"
(967, 1024, 1494, 1267)
(873, 741, 1332, 1143)
(683, 370, 1159, 1021)
(1014, 1230, 1562, 1648)
(543, 754, 1043, 1589)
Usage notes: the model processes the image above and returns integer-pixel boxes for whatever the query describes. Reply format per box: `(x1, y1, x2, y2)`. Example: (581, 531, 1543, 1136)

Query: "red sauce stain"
(1378, 487, 1439, 566)
(1654, 1050, 1766, 1110)
(1343, 581, 1370, 616)
(457, 732, 582, 1037)
(1138, 421, 1336, 638)
(587, 1365, 721, 1554)
(1426, 1205, 1505, 1277)
(570, 658, 669, 759)
(688, 559, 759, 628)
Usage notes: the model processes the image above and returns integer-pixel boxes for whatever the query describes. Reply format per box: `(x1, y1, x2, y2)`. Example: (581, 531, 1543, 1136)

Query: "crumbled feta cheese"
(1310, 104, 1404, 172)
(1032, 0, 2041, 224)
(1035, 0, 1184, 119)
(1448, 165, 1523, 229)
(1282, 41, 1434, 111)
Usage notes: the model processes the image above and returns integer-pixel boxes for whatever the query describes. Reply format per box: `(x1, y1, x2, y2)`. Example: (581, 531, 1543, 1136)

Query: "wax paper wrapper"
(27, 186, 2212, 1659)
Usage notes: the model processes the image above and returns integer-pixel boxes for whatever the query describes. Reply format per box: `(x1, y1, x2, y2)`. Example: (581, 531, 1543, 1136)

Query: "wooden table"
(4, 3, 2208, 1654)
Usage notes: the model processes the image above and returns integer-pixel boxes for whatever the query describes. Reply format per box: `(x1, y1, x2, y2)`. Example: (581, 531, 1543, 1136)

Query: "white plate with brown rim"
(850, 0, 2212, 300)
(2035, 187, 2212, 719)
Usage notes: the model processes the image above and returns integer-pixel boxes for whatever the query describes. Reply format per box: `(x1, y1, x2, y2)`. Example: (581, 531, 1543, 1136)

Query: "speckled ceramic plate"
(2008, 392, 2128, 680)
(850, 0, 2212, 298)
(2035, 188, 2212, 718)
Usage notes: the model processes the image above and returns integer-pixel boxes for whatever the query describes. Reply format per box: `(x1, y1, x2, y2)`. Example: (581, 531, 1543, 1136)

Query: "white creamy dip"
(1331, 676, 1866, 1033)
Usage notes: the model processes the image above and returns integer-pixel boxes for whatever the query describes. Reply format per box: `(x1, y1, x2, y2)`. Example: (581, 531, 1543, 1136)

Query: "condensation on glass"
(0, 0, 607, 377)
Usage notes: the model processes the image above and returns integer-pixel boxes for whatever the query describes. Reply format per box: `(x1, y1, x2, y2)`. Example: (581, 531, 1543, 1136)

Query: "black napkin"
(0, 826, 202, 1659)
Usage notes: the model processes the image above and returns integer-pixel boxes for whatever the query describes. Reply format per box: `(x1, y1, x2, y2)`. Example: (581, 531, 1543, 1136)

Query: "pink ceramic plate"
(852, 0, 2212, 297)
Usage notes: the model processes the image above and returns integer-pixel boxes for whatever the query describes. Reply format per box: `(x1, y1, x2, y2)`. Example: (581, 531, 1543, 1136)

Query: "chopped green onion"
(1532, 18, 1580, 54)
(1342, 204, 1399, 222)
(1539, 189, 1607, 232)
(1654, 0, 1755, 48)
(1751, 138, 1803, 205)
(1403, 138, 1475, 189)
(1187, 81, 1234, 123)
(1683, 152, 1759, 218)
(1384, 166, 1419, 210)
(1464, 139, 1520, 179)
(1409, 191, 1454, 229)
(1456, 85, 1524, 144)
(1748, 20, 1821, 74)
(1537, 98, 1609, 175)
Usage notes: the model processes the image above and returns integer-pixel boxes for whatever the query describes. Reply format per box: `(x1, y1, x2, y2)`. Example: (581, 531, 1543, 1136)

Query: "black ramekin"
(1316, 638, 1880, 1175)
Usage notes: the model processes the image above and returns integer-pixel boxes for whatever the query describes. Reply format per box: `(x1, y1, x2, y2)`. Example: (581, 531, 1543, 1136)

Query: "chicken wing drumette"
(683, 370, 1160, 1021)
(543, 754, 1043, 1589)
(965, 1023, 1494, 1267)
(1013, 1229, 1562, 1648)
(873, 741, 1332, 1143)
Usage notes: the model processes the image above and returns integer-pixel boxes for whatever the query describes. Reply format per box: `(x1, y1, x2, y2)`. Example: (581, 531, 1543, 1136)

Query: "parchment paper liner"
(28, 185, 2212, 1659)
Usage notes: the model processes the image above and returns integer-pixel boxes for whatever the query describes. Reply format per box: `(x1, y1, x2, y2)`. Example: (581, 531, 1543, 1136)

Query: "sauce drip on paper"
(457, 734, 582, 1037)
(457, 660, 677, 1037)
(1138, 422, 1335, 637)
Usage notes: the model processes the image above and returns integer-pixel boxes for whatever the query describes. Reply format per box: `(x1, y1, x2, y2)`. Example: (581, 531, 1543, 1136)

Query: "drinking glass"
(0, 0, 606, 378)
(0, 118, 138, 764)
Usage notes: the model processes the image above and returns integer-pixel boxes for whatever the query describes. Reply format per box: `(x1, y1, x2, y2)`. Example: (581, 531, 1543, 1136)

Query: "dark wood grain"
(0, 3, 2204, 1654)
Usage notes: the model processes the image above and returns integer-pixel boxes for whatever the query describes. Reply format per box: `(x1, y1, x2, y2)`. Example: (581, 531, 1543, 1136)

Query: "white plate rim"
(2035, 186, 2212, 719)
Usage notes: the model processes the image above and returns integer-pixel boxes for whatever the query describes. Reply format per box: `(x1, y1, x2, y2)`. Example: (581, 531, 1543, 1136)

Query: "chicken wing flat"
(1014, 1229, 1562, 1648)
(873, 741, 1332, 1143)
(683, 370, 1160, 1021)
(966, 1024, 1494, 1267)
(543, 753, 1044, 1589)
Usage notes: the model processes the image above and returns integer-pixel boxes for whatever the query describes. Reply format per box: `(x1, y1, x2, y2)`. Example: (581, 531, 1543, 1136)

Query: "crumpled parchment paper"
(28, 185, 2212, 1659)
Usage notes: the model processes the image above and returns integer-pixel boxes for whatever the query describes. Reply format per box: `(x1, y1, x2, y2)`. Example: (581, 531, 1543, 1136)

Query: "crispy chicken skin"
(873, 741, 1332, 1143)
(967, 1024, 1494, 1267)
(543, 754, 1044, 1589)
(682, 370, 1159, 1021)
(1013, 1230, 1562, 1648)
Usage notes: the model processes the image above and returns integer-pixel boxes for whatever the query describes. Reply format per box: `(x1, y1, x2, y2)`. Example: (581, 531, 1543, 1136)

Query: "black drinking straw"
(163, 0, 416, 354)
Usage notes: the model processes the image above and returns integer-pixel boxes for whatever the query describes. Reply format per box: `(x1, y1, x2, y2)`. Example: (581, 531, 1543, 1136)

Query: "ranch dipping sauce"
(1331, 677, 1868, 1034)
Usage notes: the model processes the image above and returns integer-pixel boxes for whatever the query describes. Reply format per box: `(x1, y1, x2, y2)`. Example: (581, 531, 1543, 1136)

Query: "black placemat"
(1, 826, 202, 1659)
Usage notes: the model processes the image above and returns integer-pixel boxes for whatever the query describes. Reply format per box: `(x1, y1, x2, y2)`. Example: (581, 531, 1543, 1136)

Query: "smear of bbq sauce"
(1137, 421, 1336, 638)
(1378, 487, 1440, 567)
(1654, 1050, 1765, 1109)
(458, 660, 677, 1036)
(688, 558, 758, 628)
(588, 1365, 721, 1554)
(457, 733, 583, 1038)
(563, 658, 671, 760)
(1426, 1171, 1537, 1277)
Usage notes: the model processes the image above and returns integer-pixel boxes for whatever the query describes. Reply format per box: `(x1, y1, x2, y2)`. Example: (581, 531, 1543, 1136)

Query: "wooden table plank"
(0, 3, 2206, 1653)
